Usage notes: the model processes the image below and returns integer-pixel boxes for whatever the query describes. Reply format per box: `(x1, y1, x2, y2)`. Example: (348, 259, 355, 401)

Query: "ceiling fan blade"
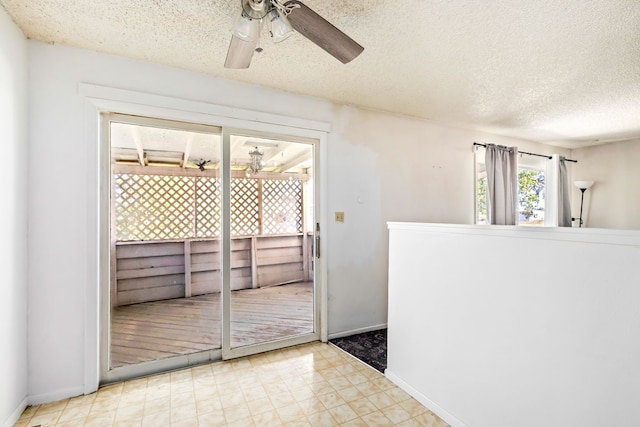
(284, 1, 364, 64)
(224, 35, 258, 69)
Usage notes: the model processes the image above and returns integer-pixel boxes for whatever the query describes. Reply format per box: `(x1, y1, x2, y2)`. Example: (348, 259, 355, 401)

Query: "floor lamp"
(574, 180, 594, 227)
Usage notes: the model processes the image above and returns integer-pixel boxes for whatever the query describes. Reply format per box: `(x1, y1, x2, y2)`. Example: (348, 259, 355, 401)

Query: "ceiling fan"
(225, 0, 364, 69)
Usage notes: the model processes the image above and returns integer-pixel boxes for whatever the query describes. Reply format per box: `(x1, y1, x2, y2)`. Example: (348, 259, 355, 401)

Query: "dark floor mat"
(329, 328, 387, 373)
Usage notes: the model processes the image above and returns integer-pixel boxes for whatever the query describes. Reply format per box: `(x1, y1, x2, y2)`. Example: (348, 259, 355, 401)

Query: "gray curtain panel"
(557, 156, 572, 227)
(485, 144, 518, 225)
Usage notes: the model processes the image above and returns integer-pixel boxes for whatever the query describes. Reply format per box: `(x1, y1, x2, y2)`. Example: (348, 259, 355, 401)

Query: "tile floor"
(15, 342, 449, 427)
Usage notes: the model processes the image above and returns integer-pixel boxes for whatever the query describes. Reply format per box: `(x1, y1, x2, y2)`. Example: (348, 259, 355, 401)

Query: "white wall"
(570, 138, 640, 229)
(27, 41, 569, 401)
(0, 7, 29, 427)
(387, 223, 640, 427)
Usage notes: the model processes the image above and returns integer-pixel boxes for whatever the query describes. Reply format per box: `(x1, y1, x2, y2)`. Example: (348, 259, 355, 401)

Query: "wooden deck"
(110, 281, 314, 368)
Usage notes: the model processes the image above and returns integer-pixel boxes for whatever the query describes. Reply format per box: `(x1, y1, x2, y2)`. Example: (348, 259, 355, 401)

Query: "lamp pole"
(578, 188, 587, 227)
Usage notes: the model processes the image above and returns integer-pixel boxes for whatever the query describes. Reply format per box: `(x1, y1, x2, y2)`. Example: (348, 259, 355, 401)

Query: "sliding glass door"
(223, 132, 317, 358)
(101, 115, 319, 382)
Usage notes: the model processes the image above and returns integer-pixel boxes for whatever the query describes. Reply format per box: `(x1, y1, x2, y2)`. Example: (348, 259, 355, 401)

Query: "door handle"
(315, 222, 320, 259)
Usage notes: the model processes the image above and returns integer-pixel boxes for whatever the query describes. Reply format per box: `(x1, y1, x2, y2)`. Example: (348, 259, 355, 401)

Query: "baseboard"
(2, 396, 28, 427)
(28, 385, 85, 406)
(328, 323, 387, 340)
(385, 369, 468, 427)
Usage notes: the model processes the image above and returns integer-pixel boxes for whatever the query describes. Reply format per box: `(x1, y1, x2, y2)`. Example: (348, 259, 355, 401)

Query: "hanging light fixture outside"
(248, 146, 264, 175)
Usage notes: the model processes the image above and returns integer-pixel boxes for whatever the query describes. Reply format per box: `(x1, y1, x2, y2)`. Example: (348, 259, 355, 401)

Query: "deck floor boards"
(110, 281, 313, 368)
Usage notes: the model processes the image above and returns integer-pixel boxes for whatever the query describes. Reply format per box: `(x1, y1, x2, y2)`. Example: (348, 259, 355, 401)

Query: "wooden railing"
(113, 233, 313, 306)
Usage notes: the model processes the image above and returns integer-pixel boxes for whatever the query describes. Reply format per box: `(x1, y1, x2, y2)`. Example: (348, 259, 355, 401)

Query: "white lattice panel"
(262, 179, 303, 234)
(114, 174, 194, 241)
(114, 174, 304, 241)
(196, 178, 221, 237)
(231, 178, 259, 236)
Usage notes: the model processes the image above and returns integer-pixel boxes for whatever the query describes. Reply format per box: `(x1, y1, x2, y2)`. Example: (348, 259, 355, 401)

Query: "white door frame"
(83, 83, 330, 389)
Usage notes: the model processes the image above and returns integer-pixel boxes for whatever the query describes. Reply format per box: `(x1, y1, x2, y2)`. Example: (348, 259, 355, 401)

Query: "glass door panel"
(106, 114, 222, 372)
(227, 134, 316, 351)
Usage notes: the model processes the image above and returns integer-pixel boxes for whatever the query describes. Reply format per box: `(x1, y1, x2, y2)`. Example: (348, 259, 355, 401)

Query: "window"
(475, 147, 546, 226)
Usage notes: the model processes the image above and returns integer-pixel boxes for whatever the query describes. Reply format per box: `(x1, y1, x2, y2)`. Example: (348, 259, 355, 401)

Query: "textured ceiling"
(2, 0, 640, 148)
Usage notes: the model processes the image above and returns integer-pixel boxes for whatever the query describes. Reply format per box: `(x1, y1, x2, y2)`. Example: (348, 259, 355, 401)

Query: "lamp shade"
(231, 10, 263, 42)
(574, 180, 594, 190)
(268, 9, 294, 43)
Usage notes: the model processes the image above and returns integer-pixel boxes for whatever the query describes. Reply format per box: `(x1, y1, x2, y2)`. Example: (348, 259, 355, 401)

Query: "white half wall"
(387, 222, 640, 427)
(26, 40, 570, 401)
(570, 138, 640, 229)
(0, 7, 29, 427)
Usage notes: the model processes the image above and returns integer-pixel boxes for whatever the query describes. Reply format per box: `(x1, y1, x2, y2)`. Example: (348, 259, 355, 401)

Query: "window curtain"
(485, 144, 518, 225)
(545, 154, 572, 227)
(557, 156, 572, 227)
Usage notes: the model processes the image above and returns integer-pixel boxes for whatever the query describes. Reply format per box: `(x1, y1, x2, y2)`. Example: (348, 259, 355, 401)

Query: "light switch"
(335, 212, 345, 222)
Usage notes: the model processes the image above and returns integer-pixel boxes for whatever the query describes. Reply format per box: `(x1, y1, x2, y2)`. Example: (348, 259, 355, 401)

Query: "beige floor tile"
(12, 420, 30, 427)
(337, 385, 365, 403)
(91, 396, 120, 413)
(309, 380, 334, 396)
(395, 418, 425, 427)
(340, 418, 369, 427)
(252, 408, 283, 427)
(317, 391, 347, 410)
(290, 384, 315, 402)
(367, 391, 395, 410)
(197, 412, 227, 426)
(24, 409, 62, 427)
(195, 395, 223, 415)
(382, 404, 412, 424)
(297, 396, 327, 416)
(171, 380, 195, 395)
(95, 383, 123, 400)
(219, 391, 245, 409)
(65, 393, 97, 409)
(348, 397, 378, 418)
(327, 403, 359, 424)
(122, 377, 148, 394)
(141, 409, 171, 427)
(170, 369, 193, 384)
(413, 410, 449, 427)
(247, 396, 274, 416)
(285, 419, 313, 427)
(327, 376, 353, 391)
(345, 372, 369, 386)
(170, 401, 197, 423)
(115, 403, 145, 421)
(354, 381, 383, 397)
(84, 410, 116, 427)
(57, 403, 93, 423)
(170, 416, 199, 427)
(276, 402, 306, 423)
(399, 398, 429, 417)
(386, 386, 412, 403)
(269, 391, 296, 409)
(307, 409, 337, 427)
(370, 377, 395, 391)
(19, 405, 38, 419)
(361, 410, 395, 427)
(118, 391, 146, 409)
(226, 416, 255, 427)
(34, 399, 68, 415)
(223, 402, 251, 423)
(143, 395, 171, 416)
(113, 417, 142, 426)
